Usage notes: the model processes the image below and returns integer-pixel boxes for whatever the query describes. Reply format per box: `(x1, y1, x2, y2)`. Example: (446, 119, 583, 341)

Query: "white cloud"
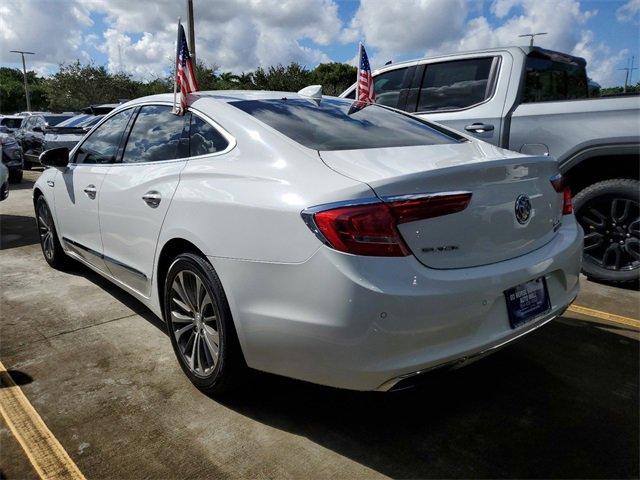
(0, 0, 93, 73)
(0, 0, 629, 87)
(346, 0, 469, 65)
(90, 0, 343, 76)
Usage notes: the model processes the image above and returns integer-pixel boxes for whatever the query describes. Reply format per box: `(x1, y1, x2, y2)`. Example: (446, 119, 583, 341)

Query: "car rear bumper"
(209, 215, 583, 391)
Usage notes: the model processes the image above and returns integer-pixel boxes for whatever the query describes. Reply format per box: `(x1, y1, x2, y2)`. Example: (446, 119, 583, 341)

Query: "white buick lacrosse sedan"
(34, 91, 582, 393)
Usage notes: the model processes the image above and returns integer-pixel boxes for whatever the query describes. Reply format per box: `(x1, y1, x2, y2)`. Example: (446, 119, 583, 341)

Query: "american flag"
(176, 22, 199, 114)
(356, 43, 375, 103)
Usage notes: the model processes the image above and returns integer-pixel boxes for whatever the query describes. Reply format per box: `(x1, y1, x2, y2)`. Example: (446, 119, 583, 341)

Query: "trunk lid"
(319, 141, 563, 269)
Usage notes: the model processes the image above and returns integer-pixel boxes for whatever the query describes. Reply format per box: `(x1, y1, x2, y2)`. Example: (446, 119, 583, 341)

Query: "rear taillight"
(562, 187, 573, 214)
(550, 174, 572, 215)
(303, 192, 472, 257)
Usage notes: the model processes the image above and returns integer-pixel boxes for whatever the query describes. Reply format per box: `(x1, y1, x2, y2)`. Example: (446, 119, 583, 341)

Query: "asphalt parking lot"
(1, 170, 639, 479)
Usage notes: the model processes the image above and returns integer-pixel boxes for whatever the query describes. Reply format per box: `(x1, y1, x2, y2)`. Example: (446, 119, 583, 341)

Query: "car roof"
(119, 90, 349, 109)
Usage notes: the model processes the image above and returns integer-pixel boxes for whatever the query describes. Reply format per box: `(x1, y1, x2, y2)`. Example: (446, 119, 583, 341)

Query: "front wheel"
(574, 178, 639, 284)
(164, 253, 246, 394)
(35, 196, 70, 269)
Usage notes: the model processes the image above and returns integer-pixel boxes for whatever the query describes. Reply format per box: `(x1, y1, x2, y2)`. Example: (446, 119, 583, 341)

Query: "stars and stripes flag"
(356, 43, 375, 103)
(174, 20, 199, 115)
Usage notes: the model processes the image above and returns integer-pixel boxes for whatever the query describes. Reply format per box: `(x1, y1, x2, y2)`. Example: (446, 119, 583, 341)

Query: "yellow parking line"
(0, 360, 86, 480)
(567, 304, 640, 329)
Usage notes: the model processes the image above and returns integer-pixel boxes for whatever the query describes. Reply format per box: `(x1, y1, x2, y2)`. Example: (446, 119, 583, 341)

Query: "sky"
(0, 0, 639, 87)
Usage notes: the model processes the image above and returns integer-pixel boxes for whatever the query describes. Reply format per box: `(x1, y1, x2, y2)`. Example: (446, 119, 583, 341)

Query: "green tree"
(0, 67, 48, 113)
(252, 63, 312, 92)
(44, 61, 140, 111)
(310, 62, 357, 96)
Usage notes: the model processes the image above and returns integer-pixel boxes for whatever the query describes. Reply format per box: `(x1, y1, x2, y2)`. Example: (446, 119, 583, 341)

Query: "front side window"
(417, 57, 494, 112)
(373, 67, 409, 108)
(74, 109, 133, 164)
(230, 98, 462, 151)
(121, 105, 187, 163)
(189, 114, 229, 156)
(522, 51, 588, 103)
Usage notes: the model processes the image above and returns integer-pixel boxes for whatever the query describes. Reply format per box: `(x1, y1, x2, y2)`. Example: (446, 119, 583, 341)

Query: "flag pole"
(356, 42, 363, 101)
(173, 16, 181, 114)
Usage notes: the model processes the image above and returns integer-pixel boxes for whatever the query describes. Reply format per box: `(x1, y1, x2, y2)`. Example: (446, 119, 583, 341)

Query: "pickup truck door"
(404, 53, 513, 147)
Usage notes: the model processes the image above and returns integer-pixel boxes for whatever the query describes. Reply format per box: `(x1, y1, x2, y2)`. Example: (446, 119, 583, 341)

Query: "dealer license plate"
(504, 277, 551, 329)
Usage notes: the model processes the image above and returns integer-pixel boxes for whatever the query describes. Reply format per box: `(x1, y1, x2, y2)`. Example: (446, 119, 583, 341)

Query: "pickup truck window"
(416, 57, 494, 112)
(373, 67, 409, 108)
(522, 52, 588, 103)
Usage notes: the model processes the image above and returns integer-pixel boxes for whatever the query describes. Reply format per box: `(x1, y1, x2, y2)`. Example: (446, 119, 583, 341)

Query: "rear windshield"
(44, 115, 73, 126)
(522, 50, 588, 102)
(0, 117, 22, 129)
(230, 98, 462, 151)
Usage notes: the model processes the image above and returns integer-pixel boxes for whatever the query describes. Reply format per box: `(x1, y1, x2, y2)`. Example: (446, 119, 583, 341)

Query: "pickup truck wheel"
(574, 179, 639, 284)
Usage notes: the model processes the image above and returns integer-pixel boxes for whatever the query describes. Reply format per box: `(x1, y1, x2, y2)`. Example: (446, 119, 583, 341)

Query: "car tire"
(8, 168, 23, 184)
(573, 178, 639, 284)
(35, 196, 70, 270)
(164, 253, 246, 395)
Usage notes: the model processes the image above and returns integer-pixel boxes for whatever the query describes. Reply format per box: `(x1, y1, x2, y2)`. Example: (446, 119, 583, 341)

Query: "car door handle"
(83, 184, 97, 199)
(142, 191, 161, 208)
(465, 123, 495, 133)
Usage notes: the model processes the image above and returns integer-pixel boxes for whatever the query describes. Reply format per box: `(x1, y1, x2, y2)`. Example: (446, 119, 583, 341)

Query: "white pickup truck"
(341, 46, 640, 284)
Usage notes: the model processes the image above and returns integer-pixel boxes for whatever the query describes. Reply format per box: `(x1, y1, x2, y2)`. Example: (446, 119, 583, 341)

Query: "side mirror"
(33, 126, 43, 133)
(39, 147, 69, 168)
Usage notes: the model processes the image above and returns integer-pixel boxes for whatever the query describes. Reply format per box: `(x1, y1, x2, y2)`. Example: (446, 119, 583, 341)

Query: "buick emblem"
(515, 194, 532, 224)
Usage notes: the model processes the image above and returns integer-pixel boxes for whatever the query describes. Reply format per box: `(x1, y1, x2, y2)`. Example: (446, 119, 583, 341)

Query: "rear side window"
(373, 67, 409, 108)
(122, 105, 187, 163)
(230, 98, 462, 151)
(189, 115, 229, 156)
(74, 109, 133, 164)
(522, 51, 588, 102)
(417, 57, 494, 112)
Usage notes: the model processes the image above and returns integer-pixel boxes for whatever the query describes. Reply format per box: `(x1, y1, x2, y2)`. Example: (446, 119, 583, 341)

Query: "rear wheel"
(574, 178, 639, 284)
(164, 253, 245, 394)
(35, 196, 70, 269)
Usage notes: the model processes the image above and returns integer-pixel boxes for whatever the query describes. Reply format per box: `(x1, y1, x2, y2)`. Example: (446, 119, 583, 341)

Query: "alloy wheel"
(577, 196, 640, 272)
(37, 202, 55, 260)
(169, 270, 221, 377)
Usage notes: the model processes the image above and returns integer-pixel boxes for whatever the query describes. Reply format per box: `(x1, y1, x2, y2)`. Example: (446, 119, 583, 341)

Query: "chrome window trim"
(69, 101, 237, 167)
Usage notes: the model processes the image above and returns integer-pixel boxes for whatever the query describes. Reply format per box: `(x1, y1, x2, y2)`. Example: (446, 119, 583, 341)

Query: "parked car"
(33, 91, 582, 394)
(14, 113, 74, 169)
(43, 114, 105, 151)
(0, 125, 24, 183)
(341, 46, 640, 284)
(0, 115, 24, 133)
(0, 162, 8, 201)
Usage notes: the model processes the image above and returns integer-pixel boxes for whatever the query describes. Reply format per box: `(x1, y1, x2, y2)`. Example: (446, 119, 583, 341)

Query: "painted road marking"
(568, 304, 640, 329)
(0, 360, 86, 480)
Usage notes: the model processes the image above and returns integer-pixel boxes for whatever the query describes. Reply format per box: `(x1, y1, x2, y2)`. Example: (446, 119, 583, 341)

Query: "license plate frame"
(504, 276, 551, 329)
